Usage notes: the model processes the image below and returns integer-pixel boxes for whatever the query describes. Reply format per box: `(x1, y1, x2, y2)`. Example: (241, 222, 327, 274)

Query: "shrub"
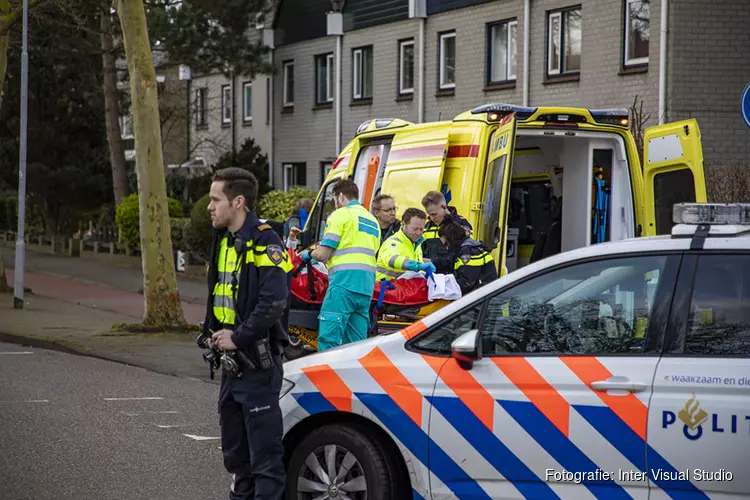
(115, 193, 184, 248)
(170, 218, 191, 252)
(186, 193, 212, 262)
(257, 186, 317, 223)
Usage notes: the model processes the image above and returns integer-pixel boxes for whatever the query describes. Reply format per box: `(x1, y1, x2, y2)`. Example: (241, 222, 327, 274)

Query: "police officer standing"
(300, 179, 380, 351)
(199, 167, 292, 500)
(438, 220, 498, 294)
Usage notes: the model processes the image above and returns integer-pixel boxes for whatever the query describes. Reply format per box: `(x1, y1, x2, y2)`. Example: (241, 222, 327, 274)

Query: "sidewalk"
(0, 248, 218, 383)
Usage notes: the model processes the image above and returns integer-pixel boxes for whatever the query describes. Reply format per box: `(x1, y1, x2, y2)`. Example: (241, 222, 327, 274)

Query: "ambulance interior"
(504, 131, 635, 273)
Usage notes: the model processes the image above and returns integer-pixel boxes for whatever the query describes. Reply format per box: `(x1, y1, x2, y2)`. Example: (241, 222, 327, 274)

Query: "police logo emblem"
(460, 254, 470, 265)
(267, 245, 284, 265)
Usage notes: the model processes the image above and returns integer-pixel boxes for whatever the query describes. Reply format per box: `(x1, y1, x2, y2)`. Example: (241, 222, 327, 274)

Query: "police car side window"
(479, 255, 669, 355)
(684, 254, 750, 356)
(411, 305, 483, 354)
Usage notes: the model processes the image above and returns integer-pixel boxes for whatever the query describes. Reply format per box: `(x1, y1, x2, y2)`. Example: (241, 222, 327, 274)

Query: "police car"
(279, 202, 750, 500)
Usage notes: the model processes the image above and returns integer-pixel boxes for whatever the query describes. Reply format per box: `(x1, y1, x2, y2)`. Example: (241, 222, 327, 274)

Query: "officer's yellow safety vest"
(376, 230, 423, 281)
(212, 232, 292, 326)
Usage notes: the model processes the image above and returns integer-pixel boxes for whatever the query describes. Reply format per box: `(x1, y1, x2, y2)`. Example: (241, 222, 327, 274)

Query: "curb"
(0, 331, 218, 385)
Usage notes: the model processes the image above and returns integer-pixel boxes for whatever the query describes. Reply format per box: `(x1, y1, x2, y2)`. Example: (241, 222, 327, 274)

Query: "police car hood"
(283, 334, 389, 373)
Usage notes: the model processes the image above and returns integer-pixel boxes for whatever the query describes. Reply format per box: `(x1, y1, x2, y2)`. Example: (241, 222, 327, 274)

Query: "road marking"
(104, 397, 163, 401)
(183, 434, 221, 441)
(0, 351, 34, 355)
(156, 423, 209, 429)
(0, 400, 49, 403)
(121, 411, 179, 416)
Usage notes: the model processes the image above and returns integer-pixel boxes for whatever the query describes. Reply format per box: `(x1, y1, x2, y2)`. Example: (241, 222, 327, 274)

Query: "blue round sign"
(742, 82, 750, 128)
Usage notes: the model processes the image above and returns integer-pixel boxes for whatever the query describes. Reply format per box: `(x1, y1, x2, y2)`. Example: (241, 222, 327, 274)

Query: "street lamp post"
(13, 0, 29, 309)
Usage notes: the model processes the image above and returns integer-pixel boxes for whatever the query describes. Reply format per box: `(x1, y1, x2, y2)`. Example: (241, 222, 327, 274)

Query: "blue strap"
(375, 278, 396, 310)
(424, 268, 436, 284)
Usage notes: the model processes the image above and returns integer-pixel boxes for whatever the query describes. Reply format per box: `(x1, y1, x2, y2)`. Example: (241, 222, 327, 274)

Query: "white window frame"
(316, 53, 334, 104)
(624, 0, 649, 67)
(243, 82, 252, 122)
(439, 32, 456, 90)
(195, 88, 207, 127)
(547, 12, 562, 76)
(283, 61, 294, 107)
(352, 47, 372, 100)
(221, 85, 231, 124)
(399, 39, 415, 94)
(488, 20, 518, 84)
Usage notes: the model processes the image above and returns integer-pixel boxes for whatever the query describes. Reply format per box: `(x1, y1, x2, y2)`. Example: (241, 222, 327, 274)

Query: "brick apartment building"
(268, 0, 750, 192)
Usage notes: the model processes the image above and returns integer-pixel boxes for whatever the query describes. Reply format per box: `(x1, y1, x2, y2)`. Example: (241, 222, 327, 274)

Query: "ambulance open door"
(479, 113, 518, 275)
(643, 119, 707, 236)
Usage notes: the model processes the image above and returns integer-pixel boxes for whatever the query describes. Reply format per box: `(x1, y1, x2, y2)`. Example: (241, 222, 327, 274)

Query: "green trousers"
(317, 285, 371, 351)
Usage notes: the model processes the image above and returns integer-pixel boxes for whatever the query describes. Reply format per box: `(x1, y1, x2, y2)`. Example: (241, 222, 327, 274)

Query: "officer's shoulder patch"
(257, 224, 271, 231)
(266, 244, 284, 265)
(460, 254, 470, 264)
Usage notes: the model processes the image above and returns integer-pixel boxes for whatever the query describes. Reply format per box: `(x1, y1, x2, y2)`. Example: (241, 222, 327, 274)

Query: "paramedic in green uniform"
(300, 179, 381, 351)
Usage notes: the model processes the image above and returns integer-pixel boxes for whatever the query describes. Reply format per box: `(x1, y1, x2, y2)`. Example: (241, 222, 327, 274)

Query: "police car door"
(418, 252, 679, 499)
(649, 249, 750, 499)
(479, 114, 518, 275)
(642, 119, 707, 236)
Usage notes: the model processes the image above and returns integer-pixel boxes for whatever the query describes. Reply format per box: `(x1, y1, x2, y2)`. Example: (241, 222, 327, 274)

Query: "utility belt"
(197, 323, 279, 380)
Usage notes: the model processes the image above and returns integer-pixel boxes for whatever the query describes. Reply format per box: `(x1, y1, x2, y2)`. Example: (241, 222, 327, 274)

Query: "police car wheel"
(285, 424, 395, 500)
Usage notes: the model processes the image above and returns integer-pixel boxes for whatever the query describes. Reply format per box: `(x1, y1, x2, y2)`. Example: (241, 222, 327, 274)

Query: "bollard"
(175, 250, 186, 272)
(94, 241, 100, 254)
(69, 238, 80, 257)
(37, 235, 43, 246)
(109, 242, 115, 255)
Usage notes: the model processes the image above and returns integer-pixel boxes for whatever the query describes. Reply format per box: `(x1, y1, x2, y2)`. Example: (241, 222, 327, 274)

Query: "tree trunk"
(0, 1, 9, 112)
(101, 5, 129, 206)
(0, 250, 10, 293)
(117, 0, 185, 327)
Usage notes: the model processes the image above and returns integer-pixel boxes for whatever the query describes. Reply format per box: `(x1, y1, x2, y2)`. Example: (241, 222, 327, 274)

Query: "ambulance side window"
(308, 181, 337, 243)
(683, 254, 750, 356)
(479, 255, 671, 355)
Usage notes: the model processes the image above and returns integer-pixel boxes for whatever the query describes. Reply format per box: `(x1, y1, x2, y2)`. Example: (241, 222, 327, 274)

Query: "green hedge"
(257, 186, 316, 223)
(186, 193, 212, 262)
(115, 193, 184, 248)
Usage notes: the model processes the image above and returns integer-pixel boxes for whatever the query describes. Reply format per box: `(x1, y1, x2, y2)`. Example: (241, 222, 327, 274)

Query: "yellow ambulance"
(298, 103, 707, 275)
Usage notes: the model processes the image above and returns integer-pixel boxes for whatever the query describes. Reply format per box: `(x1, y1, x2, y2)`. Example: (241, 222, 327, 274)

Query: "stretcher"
(285, 250, 450, 358)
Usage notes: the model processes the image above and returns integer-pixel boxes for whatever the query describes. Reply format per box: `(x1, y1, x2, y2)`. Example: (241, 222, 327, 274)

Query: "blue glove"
(418, 262, 436, 273)
(300, 250, 313, 263)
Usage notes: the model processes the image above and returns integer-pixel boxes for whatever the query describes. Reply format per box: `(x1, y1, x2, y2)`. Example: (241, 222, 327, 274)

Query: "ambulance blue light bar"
(589, 108, 630, 127)
(673, 203, 750, 225)
(471, 103, 538, 121)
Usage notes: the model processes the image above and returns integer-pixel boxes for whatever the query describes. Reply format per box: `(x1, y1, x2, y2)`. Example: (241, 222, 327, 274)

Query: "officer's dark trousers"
(219, 355, 285, 500)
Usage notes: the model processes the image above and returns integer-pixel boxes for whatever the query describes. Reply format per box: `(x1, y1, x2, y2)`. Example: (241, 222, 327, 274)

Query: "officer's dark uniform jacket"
(453, 237, 498, 295)
(379, 219, 401, 245)
(201, 211, 292, 352)
(422, 207, 473, 274)
(200, 210, 292, 500)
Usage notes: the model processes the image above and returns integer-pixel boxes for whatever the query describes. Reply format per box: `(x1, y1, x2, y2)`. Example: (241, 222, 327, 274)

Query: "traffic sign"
(742, 82, 750, 128)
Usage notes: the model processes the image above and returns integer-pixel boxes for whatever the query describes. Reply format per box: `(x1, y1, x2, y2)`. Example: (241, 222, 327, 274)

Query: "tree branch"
(0, 0, 48, 37)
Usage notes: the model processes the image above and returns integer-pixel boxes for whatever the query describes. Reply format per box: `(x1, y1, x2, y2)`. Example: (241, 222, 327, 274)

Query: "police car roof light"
(673, 203, 750, 226)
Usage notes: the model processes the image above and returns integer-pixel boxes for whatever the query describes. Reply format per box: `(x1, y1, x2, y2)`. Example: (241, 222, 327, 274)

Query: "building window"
(624, 0, 649, 67)
(320, 161, 333, 185)
(487, 20, 517, 84)
(439, 31, 456, 90)
(243, 82, 252, 122)
(221, 85, 232, 124)
(195, 88, 207, 127)
(283, 61, 294, 107)
(399, 39, 415, 95)
(352, 46, 373, 100)
(547, 6, 582, 77)
(283, 163, 307, 191)
(315, 53, 334, 104)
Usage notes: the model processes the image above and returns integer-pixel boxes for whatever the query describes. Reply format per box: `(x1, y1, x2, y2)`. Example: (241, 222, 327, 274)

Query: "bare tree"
(705, 159, 750, 204)
(629, 94, 651, 167)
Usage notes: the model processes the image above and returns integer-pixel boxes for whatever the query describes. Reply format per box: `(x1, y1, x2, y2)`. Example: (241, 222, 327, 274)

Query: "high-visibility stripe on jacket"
(376, 229, 424, 281)
(212, 234, 293, 326)
(453, 238, 499, 295)
(319, 201, 381, 295)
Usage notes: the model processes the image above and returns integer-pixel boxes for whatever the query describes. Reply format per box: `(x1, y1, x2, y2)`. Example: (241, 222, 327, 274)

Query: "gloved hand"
(418, 262, 436, 273)
(300, 249, 313, 263)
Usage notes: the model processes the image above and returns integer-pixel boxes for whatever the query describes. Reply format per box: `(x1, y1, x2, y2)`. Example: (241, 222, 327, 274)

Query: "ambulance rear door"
(479, 113, 518, 274)
(380, 127, 451, 219)
(643, 119, 707, 236)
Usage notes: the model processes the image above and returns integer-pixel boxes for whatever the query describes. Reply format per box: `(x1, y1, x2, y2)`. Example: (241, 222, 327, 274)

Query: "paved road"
(0, 341, 230, 500)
